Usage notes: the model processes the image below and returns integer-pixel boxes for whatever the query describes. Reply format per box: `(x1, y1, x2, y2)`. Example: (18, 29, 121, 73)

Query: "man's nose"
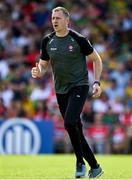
(54, 19, 57, 23)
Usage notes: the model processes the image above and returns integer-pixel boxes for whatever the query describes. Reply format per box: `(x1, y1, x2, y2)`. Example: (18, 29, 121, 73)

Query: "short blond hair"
(52, 6, 70, 17)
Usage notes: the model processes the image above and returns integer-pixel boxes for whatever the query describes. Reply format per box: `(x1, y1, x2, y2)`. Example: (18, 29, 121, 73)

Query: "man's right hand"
(31, 62, 41, 78)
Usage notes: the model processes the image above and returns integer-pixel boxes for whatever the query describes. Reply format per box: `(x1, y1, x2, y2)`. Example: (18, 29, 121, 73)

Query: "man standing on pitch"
(31, 6, 103, 179)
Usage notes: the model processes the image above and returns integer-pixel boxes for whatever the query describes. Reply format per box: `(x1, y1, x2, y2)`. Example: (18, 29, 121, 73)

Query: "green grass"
(0, 155, 132, 179)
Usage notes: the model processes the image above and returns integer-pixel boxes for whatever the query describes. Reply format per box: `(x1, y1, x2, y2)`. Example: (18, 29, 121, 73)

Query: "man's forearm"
(89, 49, 102, 82)
(93, 56, 102, 81)
(38, 59, 49, 76)
(39, 64, 47, 76)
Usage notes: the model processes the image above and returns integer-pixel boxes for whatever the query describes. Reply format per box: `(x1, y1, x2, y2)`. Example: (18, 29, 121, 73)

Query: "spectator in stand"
(0, 98, 6, 120)
(101, 68, 111, 91)
(119, 106, 132, 153)
(30, 81, 51, 101)
(109, 97, 125, 115)
(0, 55, 9, 80)
(92, 92, 109, 114)
(111, 123, 126, 154)
(110, 63, 130, 88)
(0, 81, 14, 108)
(125, 77, 132, 100)
(10, 65, 27, 101)
(87, 113, 110, 154)
(103, 107, 118, 126)
(119, 106, 132, 126)
(21, 94, 35, 119)
(105, 79, 125, 102)
(32, 4, 50, 28)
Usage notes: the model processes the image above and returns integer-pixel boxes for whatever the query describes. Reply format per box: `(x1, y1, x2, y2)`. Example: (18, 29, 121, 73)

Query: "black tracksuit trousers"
(56, 85, 98, 168)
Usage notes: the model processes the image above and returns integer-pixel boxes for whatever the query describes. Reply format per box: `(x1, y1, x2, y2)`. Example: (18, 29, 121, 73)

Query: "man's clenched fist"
(31, 63, 41, 78)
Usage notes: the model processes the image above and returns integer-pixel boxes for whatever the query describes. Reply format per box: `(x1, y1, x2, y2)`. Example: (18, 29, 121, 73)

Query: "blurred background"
(0, 0, 132, 155)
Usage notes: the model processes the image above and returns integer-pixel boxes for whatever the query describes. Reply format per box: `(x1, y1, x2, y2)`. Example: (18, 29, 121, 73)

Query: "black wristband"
(93, 81, 100, 86)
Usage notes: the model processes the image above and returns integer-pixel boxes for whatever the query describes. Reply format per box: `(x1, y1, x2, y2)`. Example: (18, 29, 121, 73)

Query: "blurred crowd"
(0, 0, 132, 154)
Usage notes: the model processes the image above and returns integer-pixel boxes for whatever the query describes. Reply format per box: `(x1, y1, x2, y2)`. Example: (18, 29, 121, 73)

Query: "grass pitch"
(0, 154, 132, 179)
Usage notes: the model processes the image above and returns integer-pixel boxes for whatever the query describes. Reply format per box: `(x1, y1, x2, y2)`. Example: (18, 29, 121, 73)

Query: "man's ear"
(66, 17, 69, 25)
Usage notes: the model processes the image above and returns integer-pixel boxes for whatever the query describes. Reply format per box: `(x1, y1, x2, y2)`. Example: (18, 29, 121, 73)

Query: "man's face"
(52, 10, 69, 32)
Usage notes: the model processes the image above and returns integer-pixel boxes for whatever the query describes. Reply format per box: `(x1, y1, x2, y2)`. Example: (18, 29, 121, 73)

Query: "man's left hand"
(92, 83, 102, 98)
